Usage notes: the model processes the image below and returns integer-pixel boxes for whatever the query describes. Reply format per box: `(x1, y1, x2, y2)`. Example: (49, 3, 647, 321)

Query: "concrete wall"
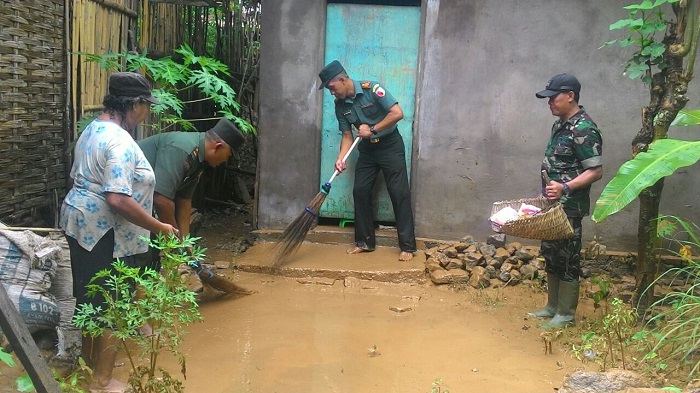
(257, 0, 700, 249)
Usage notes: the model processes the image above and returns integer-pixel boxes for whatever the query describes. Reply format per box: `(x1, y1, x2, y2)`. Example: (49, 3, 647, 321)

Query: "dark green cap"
(318, 60, 345, 90)
(210, 118, 244, 150)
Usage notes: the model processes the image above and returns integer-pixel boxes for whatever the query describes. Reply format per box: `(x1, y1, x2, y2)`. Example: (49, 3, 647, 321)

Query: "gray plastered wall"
(257, 0, 700, 249)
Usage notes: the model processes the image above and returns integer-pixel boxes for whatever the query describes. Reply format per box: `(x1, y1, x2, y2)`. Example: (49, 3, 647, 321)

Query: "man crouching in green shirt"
(138, 118, 245, 276)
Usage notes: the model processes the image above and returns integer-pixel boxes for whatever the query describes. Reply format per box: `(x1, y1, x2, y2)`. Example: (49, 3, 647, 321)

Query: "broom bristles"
(273, 191, 328, 266)
(197, 268, 255, 295)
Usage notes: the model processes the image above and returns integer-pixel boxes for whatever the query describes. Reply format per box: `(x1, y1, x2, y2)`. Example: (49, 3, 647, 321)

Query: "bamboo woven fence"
(0, 0, 67, 226)
(0, 0, 260, 226)
(70, 0, 139, 129)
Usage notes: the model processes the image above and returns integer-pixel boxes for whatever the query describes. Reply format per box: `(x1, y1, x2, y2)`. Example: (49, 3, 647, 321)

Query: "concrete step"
(253, 224, 430, 249)
(233, 237, 427, 284)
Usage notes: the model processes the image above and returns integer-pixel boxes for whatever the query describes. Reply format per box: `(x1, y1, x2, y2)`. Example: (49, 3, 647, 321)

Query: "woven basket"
(490, 197, 574, 240)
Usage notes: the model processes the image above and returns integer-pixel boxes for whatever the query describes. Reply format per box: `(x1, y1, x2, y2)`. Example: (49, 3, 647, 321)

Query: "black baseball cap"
(318, 60, 346, 90)
(108, 72, 160, 104)
(535, 73, 581, 98)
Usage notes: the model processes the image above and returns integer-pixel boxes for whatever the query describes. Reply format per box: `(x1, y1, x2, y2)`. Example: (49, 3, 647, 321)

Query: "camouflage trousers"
(540, 217, 583, 282)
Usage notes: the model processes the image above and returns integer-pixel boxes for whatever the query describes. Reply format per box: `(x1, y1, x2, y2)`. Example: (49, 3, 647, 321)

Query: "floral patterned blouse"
(60, 120, 155, 258)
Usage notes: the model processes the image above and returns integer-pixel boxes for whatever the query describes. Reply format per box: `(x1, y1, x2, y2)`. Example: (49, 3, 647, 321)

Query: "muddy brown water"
(1, 213, 598, 392)
(110, 229, 597, 393)
(113, 268, 595, 393)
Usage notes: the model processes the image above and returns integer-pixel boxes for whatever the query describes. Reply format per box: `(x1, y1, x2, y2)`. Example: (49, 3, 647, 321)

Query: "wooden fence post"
(0, 284, 60, 393)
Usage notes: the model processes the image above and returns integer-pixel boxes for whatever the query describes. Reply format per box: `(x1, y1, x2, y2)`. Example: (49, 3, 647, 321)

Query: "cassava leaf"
(592, 139, 700, 222)
(15, 374, 34, 391)
(0, 348, 14, 367)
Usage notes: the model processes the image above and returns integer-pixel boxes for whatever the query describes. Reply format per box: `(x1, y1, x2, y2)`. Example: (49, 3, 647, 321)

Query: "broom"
(187, 259, 255, 296)
(273, 136, 362, 265)
(182, 245, 254, 296)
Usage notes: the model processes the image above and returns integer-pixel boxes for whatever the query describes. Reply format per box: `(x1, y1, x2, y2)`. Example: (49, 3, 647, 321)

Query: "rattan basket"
(490, 197, 574, 240)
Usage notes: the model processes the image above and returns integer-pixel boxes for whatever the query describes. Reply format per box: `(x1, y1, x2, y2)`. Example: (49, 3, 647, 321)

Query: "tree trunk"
(633, 179, 664, 317)
(630, 2, 692, 318)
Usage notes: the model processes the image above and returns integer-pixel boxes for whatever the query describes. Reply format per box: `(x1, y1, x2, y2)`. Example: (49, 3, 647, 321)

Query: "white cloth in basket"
(489, 206, 520, 226)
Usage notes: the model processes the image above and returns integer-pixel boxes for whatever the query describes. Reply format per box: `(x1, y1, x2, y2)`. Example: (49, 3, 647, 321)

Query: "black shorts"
(66, 229, 150, 316)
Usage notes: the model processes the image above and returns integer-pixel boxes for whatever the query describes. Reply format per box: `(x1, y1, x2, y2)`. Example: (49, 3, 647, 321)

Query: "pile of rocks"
(423, 233, 543, 288)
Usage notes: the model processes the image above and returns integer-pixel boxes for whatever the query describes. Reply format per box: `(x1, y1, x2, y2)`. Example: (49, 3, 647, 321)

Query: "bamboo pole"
(89, 0, 138, 18)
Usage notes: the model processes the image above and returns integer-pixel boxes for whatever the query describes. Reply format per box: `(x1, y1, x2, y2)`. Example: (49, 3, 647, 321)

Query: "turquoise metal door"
(319, 3, 420, 222)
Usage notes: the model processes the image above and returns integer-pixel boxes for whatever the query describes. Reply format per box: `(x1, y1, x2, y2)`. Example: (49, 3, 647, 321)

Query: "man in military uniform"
(138, 117, 245, 242)
(528, 73, 603, 328)
(318, 60, 416, 261)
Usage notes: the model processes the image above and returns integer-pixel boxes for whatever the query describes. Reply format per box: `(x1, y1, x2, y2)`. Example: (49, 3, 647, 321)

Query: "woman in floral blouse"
(60, 72, 177, 393)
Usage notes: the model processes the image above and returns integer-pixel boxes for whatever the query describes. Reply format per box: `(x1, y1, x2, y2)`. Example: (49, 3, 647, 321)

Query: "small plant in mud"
(0, 347, 33, 392)
(72, 234, 204, 393)
(0, 348, 92, 392)
(428, 377, 450, 393)
(367, 344, 381, 357)
(55, 357, 93, 393)
(469, 286, 504, 308)
(571, 297, 638, 371)
(584, 235, 607, 260)
(590, 274, 613, 312)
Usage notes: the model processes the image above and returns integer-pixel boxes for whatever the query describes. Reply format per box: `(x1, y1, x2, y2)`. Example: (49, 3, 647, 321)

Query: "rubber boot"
(540, 280, 580, 329)
(527, 274, 559, 318)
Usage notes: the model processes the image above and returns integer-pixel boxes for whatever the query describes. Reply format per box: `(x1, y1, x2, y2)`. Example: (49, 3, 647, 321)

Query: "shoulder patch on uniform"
(373, 84, 385, 97)
(360, 81, 371, 89)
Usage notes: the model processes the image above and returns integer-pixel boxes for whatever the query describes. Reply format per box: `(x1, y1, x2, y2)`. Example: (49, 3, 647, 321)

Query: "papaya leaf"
(592, 139, 700, 222)
(670, 108, 700, 126)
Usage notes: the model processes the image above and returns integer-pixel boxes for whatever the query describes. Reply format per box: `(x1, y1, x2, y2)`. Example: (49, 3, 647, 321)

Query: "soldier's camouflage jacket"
(541, 106, 603, 217)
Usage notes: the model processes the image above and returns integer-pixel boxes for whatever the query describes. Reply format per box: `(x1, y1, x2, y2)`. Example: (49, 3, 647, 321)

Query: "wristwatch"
(561, 182, 571, 196)
(370, 125, 377, 135)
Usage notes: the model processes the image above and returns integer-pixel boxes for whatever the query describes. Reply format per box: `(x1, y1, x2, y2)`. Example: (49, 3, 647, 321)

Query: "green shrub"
(72, 234, 204, 393)
(644, 216, 700, 380)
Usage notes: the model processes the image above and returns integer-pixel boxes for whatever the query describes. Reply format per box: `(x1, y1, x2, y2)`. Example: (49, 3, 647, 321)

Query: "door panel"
(320, 3, 420, 222)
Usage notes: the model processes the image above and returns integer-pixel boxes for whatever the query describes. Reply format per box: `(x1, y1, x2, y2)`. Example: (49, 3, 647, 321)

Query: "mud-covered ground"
(1, 207, 615, 393)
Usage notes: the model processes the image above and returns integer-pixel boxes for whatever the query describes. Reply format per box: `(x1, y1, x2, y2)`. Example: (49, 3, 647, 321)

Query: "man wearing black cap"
(138, 118, 245, 238)
(528, 73, 603, 328)
(318, 60, 416, 261)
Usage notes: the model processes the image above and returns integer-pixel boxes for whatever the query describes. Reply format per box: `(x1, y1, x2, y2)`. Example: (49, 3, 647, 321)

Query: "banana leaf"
(670, 108, 700, 126)
(592, 139, 700, 222)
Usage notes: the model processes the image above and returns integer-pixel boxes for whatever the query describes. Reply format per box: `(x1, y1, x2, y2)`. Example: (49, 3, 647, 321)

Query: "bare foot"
(347, 246, 370, 255)
(89, 378, 130, 393)
(399, 251, 414, 261)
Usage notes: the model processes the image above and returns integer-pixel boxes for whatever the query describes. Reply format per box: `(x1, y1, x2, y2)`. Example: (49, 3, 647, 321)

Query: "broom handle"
(181, 246, 212, 278)
(326, 136, 362, 185)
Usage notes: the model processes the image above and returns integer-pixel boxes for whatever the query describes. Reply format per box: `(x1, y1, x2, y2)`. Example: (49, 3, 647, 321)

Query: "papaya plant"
(77, 43, 255, 135)
(594, 0, 700, 316)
